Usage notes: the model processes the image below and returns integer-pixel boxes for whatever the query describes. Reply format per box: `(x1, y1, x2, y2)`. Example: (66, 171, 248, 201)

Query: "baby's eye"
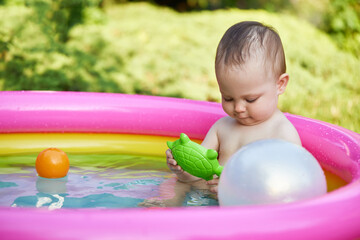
(223, 97, 233, 102)
(246, 98, 258, 103)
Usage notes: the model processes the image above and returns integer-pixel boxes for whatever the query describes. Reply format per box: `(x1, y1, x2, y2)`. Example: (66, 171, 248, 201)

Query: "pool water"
(0, 153, 219, 209)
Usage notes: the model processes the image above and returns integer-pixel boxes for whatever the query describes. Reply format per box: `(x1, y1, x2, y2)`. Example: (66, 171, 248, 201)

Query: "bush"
(321, 0, 360, 57)
(0, 2, 359, 133)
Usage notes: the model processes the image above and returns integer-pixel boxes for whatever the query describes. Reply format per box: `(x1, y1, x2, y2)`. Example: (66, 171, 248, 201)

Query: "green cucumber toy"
(167, 133, 223, 181)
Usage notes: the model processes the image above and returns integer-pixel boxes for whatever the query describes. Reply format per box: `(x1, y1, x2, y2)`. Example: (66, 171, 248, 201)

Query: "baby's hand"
(166, 149, 184, 174)
(206, 178, 219, 193)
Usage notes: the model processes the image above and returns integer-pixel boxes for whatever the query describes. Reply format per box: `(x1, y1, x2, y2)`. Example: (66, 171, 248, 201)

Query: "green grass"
(1, 3, 359, 133)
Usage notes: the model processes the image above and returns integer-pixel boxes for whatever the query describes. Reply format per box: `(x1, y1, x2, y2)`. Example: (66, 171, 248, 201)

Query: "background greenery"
(0, 0, 359, 133)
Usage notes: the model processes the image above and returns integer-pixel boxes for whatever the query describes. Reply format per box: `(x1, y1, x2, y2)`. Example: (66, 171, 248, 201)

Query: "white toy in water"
(218, 139, 327, 206)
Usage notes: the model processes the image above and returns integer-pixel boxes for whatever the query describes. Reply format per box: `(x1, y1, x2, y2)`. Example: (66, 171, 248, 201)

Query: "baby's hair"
(215, 21, 286, 78)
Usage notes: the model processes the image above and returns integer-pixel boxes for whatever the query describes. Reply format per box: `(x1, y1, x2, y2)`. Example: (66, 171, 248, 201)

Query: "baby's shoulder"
(273, 113, 295, 131)
(212, 116, 236, 130)
(272, 113, 301, 145)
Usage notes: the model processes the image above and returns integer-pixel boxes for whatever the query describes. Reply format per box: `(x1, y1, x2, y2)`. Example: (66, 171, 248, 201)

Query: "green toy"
(167, 133, 223, 181)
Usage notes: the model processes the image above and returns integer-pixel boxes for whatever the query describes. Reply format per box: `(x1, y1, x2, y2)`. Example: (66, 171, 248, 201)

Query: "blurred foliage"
(109, 0, 360, 57)
(0, 0, 108, 92)
(108, 0, 292, 12)
(321, 0, 360, 57)
(0, 2, 359, 133)
(103, 0, 292, 12)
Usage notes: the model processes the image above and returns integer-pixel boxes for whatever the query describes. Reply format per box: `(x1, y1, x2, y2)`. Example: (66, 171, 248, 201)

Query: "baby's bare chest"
(217, 124, 274, 165)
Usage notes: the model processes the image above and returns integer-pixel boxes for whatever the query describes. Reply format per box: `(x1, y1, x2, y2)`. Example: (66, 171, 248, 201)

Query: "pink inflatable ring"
(0, 91, 360, 239)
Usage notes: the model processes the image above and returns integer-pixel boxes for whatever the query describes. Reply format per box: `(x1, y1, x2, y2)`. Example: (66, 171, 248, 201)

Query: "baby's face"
(216, 60, 280, 126)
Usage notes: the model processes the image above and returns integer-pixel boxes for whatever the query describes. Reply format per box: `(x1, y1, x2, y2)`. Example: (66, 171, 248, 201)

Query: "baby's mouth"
(234, 114, 248, 119)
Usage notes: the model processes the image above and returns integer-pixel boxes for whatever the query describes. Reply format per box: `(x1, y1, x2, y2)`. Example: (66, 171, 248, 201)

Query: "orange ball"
(36, 148, 70, 178)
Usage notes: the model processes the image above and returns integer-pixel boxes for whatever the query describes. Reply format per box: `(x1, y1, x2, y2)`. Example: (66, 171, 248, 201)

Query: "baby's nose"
(234, 101, 246, 113)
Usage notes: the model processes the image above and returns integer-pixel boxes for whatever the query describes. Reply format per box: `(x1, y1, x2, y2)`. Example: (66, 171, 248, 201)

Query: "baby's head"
(215, 21, 286, 80)
(215, 21, 289, 126)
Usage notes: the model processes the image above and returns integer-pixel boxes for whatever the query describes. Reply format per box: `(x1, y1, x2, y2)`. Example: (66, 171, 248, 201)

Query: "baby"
(166, 21, 302, 193)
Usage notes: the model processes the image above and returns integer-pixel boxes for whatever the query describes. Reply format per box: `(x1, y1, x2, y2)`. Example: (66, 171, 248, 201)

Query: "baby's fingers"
(206, 178, 219, 185)
(209, 185, 218, 193)
(166, 149, 177, 165)
(207, 178, 219, 193)
(169, 164, 184, 174)
(165, 148, 184, 173)
(165, 149, 173, 158)
(167, 158, 178, 166)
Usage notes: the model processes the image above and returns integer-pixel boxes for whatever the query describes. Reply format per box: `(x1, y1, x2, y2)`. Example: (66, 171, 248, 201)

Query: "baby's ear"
(277, 73, 289, 95)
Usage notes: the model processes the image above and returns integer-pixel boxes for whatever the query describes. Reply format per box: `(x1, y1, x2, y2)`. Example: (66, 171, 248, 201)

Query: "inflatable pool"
(0, 91, 360, 239)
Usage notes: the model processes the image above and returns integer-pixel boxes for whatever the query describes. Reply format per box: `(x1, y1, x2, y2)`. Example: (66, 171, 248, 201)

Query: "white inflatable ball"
(218, 139, 327, 206)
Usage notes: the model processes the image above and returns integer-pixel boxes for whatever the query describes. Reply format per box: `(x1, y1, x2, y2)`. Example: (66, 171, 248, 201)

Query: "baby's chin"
(233, 116, 267, 126)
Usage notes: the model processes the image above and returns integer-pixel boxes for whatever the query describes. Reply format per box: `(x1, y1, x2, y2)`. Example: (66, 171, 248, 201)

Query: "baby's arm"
(201, 120, 221, 193)
(201, 120, 220, 150)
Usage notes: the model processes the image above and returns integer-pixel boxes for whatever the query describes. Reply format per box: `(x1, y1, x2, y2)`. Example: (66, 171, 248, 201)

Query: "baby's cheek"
(250, 103, 272, 120)
(222, 103, 233, 116)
